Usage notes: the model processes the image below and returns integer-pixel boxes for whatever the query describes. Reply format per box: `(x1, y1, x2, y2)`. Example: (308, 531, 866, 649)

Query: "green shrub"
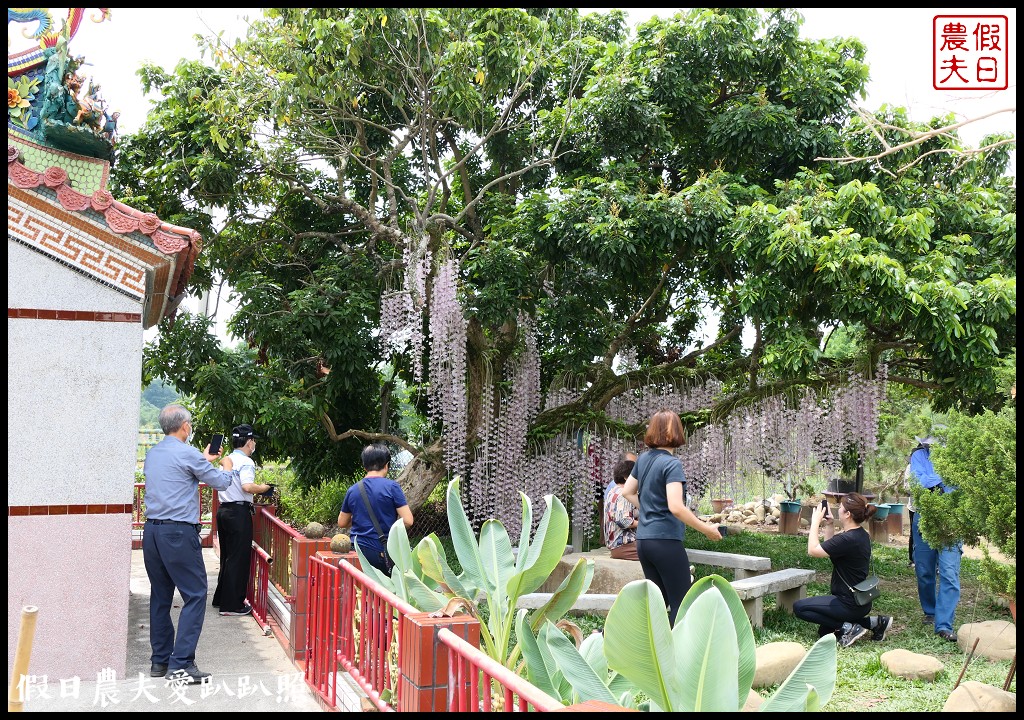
(918, 404, 1016, 598)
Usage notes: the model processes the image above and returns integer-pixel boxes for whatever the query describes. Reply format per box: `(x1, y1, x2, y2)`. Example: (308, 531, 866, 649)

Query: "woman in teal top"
(623, 408, 722, 624)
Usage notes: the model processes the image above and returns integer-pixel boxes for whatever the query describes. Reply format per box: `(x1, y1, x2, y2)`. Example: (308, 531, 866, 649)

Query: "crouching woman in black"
(794, 493, 892, 648)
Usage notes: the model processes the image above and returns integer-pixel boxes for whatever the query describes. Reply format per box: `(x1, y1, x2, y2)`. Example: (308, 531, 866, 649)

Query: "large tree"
(114, 8, 1015, 518)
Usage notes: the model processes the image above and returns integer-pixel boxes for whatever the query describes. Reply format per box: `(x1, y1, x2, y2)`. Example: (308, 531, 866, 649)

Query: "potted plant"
(777, 476, 806, 535)
(711, 497, 734, 514)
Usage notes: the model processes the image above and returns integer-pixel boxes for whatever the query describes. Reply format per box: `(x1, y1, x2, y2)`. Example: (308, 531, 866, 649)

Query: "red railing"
(253, 507, 303, 600)
(247, 542, 273, 635)
(306, 555, 344, 708)
(132, 483, 218, 549)
(338, 558, 418, 711)
(438, 628, 564, 712)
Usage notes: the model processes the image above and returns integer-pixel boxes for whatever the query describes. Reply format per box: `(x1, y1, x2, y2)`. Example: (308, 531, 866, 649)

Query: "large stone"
(753, 642, 806, 688)
(880, 649, 945, 681)
(741, 688, 763, 712)
(744, 515, 760, 526)
(538, 552, 643, 594)
(754, 505, 767, 522)
(956, 620, 1016, 661)
(942, 681, 1016, 712)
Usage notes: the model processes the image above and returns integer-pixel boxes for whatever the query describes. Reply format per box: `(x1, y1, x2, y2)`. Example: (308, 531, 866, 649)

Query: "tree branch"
(320, 412, 419, 454)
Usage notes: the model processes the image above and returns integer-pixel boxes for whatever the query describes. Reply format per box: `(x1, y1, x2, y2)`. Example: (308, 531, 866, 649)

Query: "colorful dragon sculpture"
(8, 8, 110, 49)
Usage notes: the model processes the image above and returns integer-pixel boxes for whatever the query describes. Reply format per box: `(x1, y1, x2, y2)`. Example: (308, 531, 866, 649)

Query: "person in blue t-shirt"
(337, 444, 414, 575)
(906, 436, 962, 641)
(622, 409, 722, 624)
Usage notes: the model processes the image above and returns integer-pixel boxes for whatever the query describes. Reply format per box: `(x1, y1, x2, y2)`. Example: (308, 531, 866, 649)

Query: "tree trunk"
(396, 439, 448, 513)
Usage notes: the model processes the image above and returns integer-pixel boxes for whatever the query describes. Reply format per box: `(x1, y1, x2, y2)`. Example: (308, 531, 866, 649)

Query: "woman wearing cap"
(212, 424, 272, 616)
(622, 409, 722, 625)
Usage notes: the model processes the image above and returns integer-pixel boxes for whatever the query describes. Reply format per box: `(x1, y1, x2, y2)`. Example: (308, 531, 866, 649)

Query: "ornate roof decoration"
(9, 9, 118, 159)
(8, 11, 203, 330)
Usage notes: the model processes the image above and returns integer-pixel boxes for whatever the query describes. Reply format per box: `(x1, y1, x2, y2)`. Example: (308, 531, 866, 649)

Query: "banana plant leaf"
(505, 494, 570, 600)
(540, 621, 619, 705)
(671, 587, 740, 711)
(526, 558, 594, 631)
(447, 477, 491, 593)
(515, 610, 562, 700)
(416, 534, 479, 601)
(604, 579, 684, 711)
(480, 519, 516, 605)
(678, 574, 756, 699)
(760, 634, 837, 712)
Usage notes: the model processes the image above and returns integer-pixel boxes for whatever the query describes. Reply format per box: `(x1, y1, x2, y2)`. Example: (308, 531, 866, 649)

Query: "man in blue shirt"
(906, 436, 962, 642)
(143, 405, 237, 684)
(337, 444, 414, 575)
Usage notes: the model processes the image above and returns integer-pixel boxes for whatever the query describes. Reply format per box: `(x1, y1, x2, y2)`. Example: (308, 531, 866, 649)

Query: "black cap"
(231, 424, 260, 441)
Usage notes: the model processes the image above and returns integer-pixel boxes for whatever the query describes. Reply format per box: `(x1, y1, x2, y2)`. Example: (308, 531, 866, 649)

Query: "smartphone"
(718, 525, 729, 538)
(209, 433, 224, 454)
(820, 498, 831, 519)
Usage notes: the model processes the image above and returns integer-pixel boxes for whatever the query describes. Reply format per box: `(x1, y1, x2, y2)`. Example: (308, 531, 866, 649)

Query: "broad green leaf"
(579, 632, 607, 679)
(515, 610, 562, 700)
(353, 542, 396, 594)
(447, 478, 491, 593)
(678, 574, 756, 698)
(760, 634, 837, 711)
(527, 558, 594, 630)
(417, 534, 478, 601)
(605, 579, 683, 711)
(402, 572, 448, 612)
(387, 518, 413, 601)
(541, 621, 618, 705)
(480, 519, 516, 601)
(505, 494, 570, 599)
(672, 587, 740, 712)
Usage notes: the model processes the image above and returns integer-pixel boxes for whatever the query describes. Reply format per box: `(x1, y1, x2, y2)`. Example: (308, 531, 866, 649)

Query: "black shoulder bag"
(356, 480, 394, 574)
(836, 561, 880, 606)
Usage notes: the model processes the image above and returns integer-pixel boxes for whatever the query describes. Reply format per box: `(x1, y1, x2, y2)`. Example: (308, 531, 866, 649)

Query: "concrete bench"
(730, 568, 816, 628)
(517, 592, 618, 616)
(539, 546, 771, 594)
(686, 549, 771, 580)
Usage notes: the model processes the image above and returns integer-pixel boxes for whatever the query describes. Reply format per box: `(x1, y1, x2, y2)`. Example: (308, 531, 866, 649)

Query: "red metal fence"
(247, 542, 273, 635)
(335, 558, 417, 711)
(253, 506, 303, 601)
(438, 628, 564, 712)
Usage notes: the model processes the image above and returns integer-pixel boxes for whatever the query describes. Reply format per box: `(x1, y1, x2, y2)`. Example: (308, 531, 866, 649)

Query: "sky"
(10, 8, 1016, 345)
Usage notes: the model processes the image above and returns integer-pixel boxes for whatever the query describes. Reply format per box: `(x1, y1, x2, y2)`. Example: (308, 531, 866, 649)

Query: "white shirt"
(219, 449, 257, 502)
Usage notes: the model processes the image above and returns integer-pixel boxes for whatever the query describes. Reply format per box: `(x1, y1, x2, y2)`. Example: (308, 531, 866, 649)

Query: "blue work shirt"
(143, 436, 236, 523)
(340, 476, 409, 554)
(634, 449, 686, 542)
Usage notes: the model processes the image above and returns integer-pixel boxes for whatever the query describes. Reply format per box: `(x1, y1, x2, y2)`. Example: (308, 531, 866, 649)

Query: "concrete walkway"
(23, 548, 323, 712)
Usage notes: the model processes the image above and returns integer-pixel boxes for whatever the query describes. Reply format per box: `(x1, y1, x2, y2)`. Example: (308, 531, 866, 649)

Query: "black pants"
(213, 504, 253, 612)
(793, 595, 869, 635)
(908, 510, 916, 564)
(637, 538, 691, 625)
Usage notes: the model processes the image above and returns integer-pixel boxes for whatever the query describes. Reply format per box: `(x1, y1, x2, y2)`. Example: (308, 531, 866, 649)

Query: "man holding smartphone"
(212, 424, 272, 617)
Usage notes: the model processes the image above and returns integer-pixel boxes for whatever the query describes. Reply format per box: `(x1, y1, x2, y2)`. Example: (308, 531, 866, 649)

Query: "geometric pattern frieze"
(8, 194, 148, 298)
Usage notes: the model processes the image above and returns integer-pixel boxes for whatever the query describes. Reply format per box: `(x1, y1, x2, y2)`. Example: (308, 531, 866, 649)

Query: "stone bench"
(686, 548, 771, 580)
(730, 568, 816, 628)
(539, 546, 771, 594)
(517, 592, 617, 615)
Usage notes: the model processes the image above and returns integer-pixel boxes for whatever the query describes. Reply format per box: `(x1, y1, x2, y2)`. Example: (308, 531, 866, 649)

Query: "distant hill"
(140, 378, 180, 429)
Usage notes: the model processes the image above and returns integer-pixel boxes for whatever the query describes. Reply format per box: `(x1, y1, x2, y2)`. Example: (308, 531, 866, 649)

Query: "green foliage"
(115, 7, 1015, 504)
(355, 477, 593, 671)
(521, 575, 837, 711)
(272, 466, 360, 528)
(918, 402, 1016, 597)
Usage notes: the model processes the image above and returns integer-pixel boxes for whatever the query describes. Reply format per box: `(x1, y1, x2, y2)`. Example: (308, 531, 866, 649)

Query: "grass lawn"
(573, 528, 1016, 712)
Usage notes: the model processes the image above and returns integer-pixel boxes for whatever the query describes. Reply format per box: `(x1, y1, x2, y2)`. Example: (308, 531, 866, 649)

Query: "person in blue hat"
(905, 435, 962, 641)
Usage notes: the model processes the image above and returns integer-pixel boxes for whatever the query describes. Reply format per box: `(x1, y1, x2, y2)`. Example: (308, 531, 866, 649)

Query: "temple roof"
(8, 9, 202, 329)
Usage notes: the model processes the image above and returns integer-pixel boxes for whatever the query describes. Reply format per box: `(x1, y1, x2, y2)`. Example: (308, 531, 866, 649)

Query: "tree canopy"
(114, 8, 1016, 516)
